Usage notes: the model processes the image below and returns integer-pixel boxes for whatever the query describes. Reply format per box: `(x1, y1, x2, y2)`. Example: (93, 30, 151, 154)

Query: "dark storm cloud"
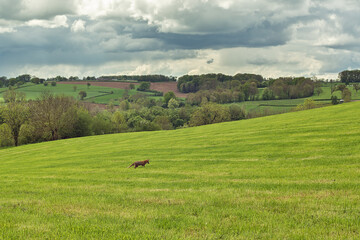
(1, 0, 360, 77)
(130, 20, 291, 50)
(0, 0, 75, 21)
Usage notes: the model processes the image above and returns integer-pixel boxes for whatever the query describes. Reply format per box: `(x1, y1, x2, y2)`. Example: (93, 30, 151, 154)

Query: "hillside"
(1, 102, 360, 239)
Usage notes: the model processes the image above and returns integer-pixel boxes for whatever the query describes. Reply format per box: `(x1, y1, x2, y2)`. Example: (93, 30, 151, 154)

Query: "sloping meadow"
(1, 102, 360, 239)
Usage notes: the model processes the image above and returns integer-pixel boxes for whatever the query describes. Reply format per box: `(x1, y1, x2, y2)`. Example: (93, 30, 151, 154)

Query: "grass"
(237, 85, 360, 114)
(0, 84, 157, 105)
(1, 102, 360, 239)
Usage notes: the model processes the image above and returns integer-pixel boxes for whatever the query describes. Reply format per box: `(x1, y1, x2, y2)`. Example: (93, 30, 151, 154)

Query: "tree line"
(339, 70, 360, 84)
(0, 90, 246, 147)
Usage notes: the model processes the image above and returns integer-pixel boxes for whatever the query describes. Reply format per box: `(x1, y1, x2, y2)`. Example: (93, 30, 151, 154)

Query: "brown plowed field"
(58, 81, 188, 98)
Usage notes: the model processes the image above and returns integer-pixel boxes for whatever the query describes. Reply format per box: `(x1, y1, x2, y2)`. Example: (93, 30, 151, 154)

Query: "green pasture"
(1, 102, 360, 239)
(238, 85, 360, 114)
(0, 84, 149, 104)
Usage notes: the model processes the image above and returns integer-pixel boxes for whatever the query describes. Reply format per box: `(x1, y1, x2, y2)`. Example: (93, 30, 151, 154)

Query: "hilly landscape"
(1, 101, 359, 239)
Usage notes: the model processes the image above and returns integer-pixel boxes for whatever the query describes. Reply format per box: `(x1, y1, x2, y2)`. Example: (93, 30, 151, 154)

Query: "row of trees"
(177, 73, 265, 93)
(183, 77, 316, 105)
(263, 77, 315, 100)
(339, 70, 360, 84)
(97, 75, 175, 82)
(0, 90, 245, 147)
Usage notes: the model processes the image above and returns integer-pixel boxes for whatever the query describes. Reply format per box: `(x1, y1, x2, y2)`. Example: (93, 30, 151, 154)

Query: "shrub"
(0, 123, 15, 147)
(18, 124, 36, 145)
(137, 82, 150, 91)
(331, 95, 339, 105)
(229, 104, 246, 121)
(79, 91, 87, 100)
(295, 99, 316, 111)
(190, 103, 231, 126)
(168, 98, 179, 109)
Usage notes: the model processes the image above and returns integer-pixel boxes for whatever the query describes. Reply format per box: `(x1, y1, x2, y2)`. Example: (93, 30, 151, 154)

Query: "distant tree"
(122, 89, 130, 100)
(16, 74, 31, 83)
(137, 82, 150, 91)
(0, 76, 7, 88)
(353, 83, 360, 94)
(342, 88, 352, 102)
(79, 91, 87, 100)
(51, 82, 57, 87)
(315, 87, 323, 96)
(335, 84, 347, 93)
(339, 70, 360, 83)
(164, 91, 176, 105)
(167, 98, 179, 109)
(119, 100, 131, 111)
(243, 81, 258, 100)
(9, 78, 17, 86)
(331, 95, 339, 105)
(262, 87, 275, 100)
(31, 77, 41, 84)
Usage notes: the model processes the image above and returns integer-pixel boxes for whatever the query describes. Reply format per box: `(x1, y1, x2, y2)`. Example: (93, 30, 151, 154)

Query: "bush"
(111, 111, 128, 133)
(331, 95, 339, 105)
(229, 104, 246, 121)
(0, 123, 15, 147)
(18, 124, 36, 145)
(92, 112, 113, 135)
(79, 91, 87, 100)
(295, 99, 316, 111)
(153, 115, 173, 130)
(190, 103, 231, 126)
(137, 82, 150, 91)
(51, 82, 57, 86)
(168, 98, 179, 109)
(73, 108, 94, 137)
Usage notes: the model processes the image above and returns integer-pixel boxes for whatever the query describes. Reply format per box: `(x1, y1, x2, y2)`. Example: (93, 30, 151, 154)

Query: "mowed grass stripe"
(1, 102, 360, 239)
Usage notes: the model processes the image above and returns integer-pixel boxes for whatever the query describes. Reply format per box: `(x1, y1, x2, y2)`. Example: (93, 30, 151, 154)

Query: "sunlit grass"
(1, 102, 360, 239)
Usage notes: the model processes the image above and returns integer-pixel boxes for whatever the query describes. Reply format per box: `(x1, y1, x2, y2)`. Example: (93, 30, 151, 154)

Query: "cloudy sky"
(0, 0, 360, 79)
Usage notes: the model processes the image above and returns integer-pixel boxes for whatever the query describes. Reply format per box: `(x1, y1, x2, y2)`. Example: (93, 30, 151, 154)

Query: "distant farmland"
(57, 81, 188, 98)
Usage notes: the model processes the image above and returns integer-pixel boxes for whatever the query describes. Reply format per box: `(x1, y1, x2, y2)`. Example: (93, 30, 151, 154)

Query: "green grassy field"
(1, 102, 360, 239)
(238, 85, 360, 114)
(0, 84, 158, 105)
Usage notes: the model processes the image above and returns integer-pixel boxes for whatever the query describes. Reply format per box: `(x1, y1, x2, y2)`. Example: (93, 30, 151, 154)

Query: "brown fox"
(128, 159, 150, 168)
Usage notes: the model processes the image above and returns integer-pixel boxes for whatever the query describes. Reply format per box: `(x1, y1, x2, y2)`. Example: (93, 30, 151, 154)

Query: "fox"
(128, 159, 150, 169)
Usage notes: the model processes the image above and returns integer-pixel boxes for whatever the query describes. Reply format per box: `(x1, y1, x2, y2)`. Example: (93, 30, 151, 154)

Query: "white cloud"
(0, 27, 16, 34)
(71, 19, 86, 32)
(25, 15, 68, 28)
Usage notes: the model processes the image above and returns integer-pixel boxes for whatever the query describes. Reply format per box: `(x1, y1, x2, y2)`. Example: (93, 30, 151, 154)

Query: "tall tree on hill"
(29, 92, 78, 141)
(1, 90, 28, 146)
